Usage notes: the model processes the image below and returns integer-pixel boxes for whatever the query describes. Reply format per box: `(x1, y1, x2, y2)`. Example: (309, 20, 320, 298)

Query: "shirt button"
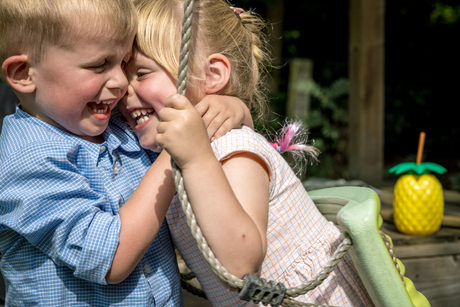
(99, 146, 106, 154)
(113, 163, 118, 175)
(144, 264, 151, 274)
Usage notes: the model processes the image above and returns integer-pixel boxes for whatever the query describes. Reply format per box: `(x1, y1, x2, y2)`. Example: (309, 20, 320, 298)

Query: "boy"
(0, 0, 250, 305)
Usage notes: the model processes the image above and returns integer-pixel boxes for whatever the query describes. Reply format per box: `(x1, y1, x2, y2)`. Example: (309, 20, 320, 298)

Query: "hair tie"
(230, 6, 244, 20)
(269, 120, 320, 160)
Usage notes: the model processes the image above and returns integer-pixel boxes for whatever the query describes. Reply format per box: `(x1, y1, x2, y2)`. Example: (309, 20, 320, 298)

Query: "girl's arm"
(107, 95, 254, 283)
(157, 94, 269, 277)
(195, 95, 254, 140)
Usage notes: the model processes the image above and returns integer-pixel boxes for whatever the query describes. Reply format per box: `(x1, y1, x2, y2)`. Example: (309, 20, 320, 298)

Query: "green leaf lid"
(389, 162, 447, 175)
(389, 132, 447, 175)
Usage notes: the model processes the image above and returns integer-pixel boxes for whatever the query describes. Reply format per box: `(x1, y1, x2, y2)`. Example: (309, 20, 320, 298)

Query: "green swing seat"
(309, 186, 431, 307)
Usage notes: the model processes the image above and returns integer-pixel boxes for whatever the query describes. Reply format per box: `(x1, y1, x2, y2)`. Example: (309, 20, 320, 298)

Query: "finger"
(205, 112, 232, 140)
(165, 93, 192, 110)
(156, 120, 168, 134)
(157, 106, 179, 122)
(194, 99, 210, 117)
(200, 102, 224, 128)
(210, 118, 237, 141)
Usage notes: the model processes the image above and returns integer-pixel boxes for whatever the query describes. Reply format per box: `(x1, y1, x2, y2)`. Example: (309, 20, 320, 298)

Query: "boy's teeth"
(95, 100, 114, 105)
(92, 105, 108, 114)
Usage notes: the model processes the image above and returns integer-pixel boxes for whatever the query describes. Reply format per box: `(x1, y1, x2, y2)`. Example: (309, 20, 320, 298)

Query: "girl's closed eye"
(136, 70, 151, 80)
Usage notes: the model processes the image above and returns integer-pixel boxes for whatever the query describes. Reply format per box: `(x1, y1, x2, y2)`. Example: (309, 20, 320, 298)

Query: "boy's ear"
(2, 55, 36, 93)
(204, 53, 231, 94)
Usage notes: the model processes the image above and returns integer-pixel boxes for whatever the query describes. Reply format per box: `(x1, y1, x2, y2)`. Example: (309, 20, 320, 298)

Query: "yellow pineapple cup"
(389, 132, 447, 236)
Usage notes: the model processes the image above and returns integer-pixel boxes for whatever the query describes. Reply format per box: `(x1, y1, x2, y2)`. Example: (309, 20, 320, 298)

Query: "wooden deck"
(379, 188, 460, 307)
(181, 188, 460, 306)
(1, 188, 459, 306)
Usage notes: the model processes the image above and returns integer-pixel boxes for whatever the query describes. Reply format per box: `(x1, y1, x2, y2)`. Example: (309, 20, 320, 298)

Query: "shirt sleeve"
(0, 141, 121, 285)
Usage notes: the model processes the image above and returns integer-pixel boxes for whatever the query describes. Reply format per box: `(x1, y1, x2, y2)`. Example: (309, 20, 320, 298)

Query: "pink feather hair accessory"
(269, 120, 320, 167)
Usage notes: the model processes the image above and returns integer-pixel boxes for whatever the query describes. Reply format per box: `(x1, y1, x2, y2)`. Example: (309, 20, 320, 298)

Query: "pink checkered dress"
(166, 126, 374, 306)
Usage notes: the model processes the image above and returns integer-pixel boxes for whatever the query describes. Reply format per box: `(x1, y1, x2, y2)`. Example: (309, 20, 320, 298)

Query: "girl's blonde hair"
(134, 0, 272, 122)
(0, 0, 137, 82)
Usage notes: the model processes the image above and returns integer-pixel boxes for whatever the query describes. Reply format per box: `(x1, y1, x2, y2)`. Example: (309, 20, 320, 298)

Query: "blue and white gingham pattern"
(0, 107, 182, 306)
(167, 126, 373, 307)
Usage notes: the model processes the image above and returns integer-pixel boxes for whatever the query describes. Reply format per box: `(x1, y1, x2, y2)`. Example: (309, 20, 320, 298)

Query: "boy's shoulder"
(0, 107, 147, 164)
(0, 108, 90, 164)
(1, 108, 74, 151)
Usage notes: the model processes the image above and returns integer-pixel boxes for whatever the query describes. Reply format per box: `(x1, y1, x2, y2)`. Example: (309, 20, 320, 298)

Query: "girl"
(121, 0, 374, 306)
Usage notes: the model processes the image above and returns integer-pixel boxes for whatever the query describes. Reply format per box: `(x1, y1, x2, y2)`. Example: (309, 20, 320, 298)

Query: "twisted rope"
(180, 274, 208, 300)
(172, 0, 350, 305)
(285, 238, 352, 298)
(174, 163, 352, 304)
(281, 298, 337, 307)
(379, 230, 406, 286)
(176, 0, 194, 96)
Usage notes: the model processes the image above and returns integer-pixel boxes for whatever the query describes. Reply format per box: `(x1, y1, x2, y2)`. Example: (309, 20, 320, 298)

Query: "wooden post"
(348, 0, 385, 186)
(287, 58, 313, 121)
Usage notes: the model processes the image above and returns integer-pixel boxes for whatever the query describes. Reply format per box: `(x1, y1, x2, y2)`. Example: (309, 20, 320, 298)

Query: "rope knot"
(238, 274, 286, 307)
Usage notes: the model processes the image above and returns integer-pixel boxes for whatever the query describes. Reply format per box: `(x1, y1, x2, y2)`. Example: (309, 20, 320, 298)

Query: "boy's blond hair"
(134, 0, 272, 122)
(0, 0, 137, 82)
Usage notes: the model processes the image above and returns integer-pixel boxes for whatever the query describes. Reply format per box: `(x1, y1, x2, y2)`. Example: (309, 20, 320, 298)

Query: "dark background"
(1, 0, 459, 189)
(241, 0, 460, 189)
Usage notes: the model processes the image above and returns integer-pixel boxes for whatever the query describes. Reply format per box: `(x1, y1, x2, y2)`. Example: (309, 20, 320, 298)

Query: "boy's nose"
(107, 68, 129, 90)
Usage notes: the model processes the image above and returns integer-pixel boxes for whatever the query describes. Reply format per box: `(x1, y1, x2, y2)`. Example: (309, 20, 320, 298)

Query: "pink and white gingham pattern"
(167, 126, 374, 306)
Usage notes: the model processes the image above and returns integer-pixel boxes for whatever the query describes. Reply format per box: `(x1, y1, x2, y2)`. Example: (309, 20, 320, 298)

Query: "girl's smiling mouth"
(130, 108, 155, 125)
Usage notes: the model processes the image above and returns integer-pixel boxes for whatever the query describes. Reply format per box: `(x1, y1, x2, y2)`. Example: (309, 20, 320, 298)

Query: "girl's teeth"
(130, 109, 154, 122)
(136, 114, 152, 125)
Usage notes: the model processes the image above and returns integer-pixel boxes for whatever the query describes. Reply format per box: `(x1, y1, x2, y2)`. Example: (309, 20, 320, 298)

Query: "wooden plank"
(394, 241, 460, 258)
(381, 222, 460, 245)
(286, 58, 313, 120)
(381, 207, 460, 228)
(400, 256, 460, 307)
(348, 0, 385, 186)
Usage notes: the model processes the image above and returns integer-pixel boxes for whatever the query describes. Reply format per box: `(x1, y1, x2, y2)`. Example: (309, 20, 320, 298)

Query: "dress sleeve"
(211, 126, 275, 182)
(0, 141, 121, 285)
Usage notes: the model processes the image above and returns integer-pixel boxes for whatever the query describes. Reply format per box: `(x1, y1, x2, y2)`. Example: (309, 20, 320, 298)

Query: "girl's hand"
(195, 95, 254, 141)
(156, 94, 215, 170)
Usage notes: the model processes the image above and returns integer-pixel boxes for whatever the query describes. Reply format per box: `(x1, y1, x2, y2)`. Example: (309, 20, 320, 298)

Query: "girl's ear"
(2, 55, 36, 93)
(204, 53, 231, 94)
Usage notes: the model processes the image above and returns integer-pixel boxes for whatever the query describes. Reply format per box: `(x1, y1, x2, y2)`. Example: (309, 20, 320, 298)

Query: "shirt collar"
(14, 105, 142, 160)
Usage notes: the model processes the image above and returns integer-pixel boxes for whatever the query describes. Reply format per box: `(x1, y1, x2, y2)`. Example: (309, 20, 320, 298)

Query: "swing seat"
(309, 186, 431, 307)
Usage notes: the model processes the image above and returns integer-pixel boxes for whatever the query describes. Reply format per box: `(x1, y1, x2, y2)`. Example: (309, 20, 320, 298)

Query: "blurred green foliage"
(431, 1, 460, 24)
(295, 78, 349, 178)
(243, 0, 459, 188)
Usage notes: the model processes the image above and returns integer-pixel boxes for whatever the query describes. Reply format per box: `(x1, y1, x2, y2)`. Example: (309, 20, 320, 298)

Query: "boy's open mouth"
(87, 100, 115, 114)
(131, 108, 154, 125)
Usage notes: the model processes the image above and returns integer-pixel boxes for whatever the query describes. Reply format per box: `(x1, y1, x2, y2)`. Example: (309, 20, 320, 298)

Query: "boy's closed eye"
(90, 61, 109, 72)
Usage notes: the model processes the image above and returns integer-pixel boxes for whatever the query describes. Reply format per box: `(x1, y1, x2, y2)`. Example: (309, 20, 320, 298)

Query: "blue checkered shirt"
(0, 106, 183, 306)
